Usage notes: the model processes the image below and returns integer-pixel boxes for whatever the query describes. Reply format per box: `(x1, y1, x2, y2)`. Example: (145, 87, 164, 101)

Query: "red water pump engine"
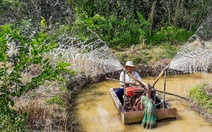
(124, 86, 145, 111)
(124, 86, 156, 111)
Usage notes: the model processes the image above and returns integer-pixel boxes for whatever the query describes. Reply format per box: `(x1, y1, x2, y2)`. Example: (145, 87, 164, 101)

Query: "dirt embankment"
(189, 100, 212, 124)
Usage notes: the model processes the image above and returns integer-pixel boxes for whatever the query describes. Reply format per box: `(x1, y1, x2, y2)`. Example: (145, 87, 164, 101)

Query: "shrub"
(189, 83, 212, 113)
(73, 11, 150, 48)
(159, 43, 178, 58)
(148, 26, 193, 45)
(0, 111, 26, 132)
(0, 21, 72, 130)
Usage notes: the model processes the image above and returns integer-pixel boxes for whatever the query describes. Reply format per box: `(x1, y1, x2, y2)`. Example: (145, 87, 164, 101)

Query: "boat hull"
(109, 88, 177, 124)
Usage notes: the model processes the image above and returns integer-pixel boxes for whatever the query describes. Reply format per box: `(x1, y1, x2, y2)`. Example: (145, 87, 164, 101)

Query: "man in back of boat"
(115, 61, 144, 104)
(119, 61, 144, 87)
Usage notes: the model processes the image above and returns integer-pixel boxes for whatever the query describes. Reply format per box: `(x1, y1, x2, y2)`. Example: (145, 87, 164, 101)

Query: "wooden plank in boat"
(124, 108, 177, 124)
(156, 108, 177, 120)
(124, 111, 143, 124)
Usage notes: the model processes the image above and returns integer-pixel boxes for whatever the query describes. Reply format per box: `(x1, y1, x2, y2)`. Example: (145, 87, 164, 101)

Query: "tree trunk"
(149, 1, 156, 36)
(174, 0, 180, 25)
(166, 3, 171, 25)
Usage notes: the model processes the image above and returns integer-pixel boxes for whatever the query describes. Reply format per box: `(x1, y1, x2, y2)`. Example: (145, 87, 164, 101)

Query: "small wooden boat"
(109, 87, 177, 124)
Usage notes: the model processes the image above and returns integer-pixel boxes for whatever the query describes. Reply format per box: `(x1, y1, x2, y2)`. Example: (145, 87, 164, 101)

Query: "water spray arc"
(48, 29, 123, 77)
(169, 15, 212, 73)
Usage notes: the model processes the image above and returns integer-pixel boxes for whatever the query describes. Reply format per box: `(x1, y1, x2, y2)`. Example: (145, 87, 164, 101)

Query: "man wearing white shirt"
(116, 61, 144, 104)
(119, 61, 144, 87)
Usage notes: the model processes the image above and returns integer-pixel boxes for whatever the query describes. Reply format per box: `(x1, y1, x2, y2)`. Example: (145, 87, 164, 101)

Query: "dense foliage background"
(1, 0, 211, 47)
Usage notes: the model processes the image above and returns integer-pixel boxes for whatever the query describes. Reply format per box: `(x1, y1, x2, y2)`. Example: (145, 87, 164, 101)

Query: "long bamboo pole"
(123, 71, 126, 106)
(163, 70, 167, 108)
(106, 77, 189, 101)
(156, 89, 189, 101)
(126, 72, 147, 90)
(152, 63, 170, 87)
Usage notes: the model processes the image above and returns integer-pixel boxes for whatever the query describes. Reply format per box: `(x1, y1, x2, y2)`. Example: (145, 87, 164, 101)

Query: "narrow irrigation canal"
(76, 73, 212, 132)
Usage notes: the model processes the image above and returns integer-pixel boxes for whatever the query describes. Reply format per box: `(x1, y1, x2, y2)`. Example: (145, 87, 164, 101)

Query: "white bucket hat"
(125, 61, 134, 67)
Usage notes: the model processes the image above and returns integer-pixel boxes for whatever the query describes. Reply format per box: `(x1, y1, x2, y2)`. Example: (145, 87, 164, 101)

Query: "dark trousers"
(115, 88, 124, 105)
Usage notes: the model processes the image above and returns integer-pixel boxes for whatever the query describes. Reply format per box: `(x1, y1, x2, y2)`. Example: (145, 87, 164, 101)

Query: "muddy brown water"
(76, 73, 212, 132)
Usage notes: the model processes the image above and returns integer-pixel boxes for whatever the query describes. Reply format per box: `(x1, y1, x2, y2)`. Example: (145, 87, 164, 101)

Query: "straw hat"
(125, 61, 134, 67)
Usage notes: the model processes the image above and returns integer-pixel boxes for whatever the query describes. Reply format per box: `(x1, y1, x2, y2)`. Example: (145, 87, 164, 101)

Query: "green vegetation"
(47, 95, 65, 106)
(72, 1, 194, 48)
(71, 0, 211, 48)
(158, 43, 178, 58)
(0, 22, 73, 131)
(73, 11, 150, 47)
(189, 83, 212, 113)
(148, 26, 193, 45)
(2, 0, 210, 48)
(115, 43, 180, 66)
(0, 111, 26, 132)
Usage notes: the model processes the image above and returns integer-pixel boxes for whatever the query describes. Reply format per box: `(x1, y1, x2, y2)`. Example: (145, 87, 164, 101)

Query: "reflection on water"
(76, 73, 212, 132)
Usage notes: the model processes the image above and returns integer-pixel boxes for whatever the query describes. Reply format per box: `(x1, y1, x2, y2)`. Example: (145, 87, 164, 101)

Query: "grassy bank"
(0, 81, 80, 132)
(189, 82, 212, 123)
(14, 81, 79, 131)
(114, 43, 181, 66)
